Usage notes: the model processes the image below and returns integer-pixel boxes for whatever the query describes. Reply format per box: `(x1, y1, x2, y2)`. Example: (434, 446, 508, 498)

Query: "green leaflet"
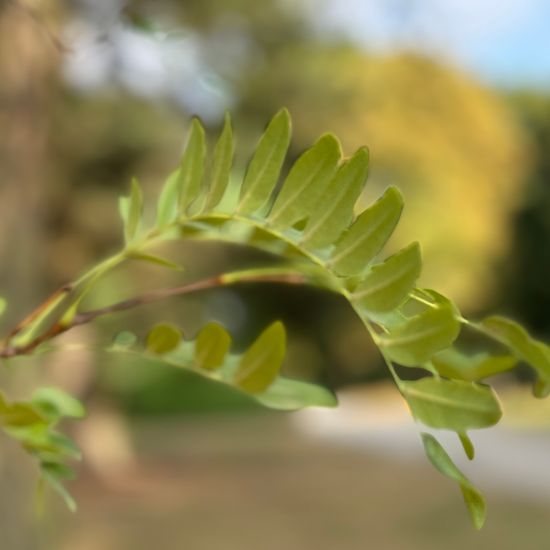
(126, 251, 183, 271)
(459, 432, 475, 460)
(119, 178, 143, 244)
(203, 113, 234, 212)
(0, 390, 81, 512)
(195, 322, 232, 370)
(330, 186, 404, 276)
(155, 117, 207, 225)
(268, 133, 341, 230)
(0, 296, 7, 317)
(6, 424, 81, 460)
(402, 377, 502, 431)
(31, 387, 86, 421)
(0, 398, 45, 427)
(132, 320, 336, 411)
(238, 108, 291, 215)
(234, 321, 286, 393)
(351, 242, 421, 314)
(301, 147, 370, 249)
(40, 464, 77, 513)
(156, 169, 180, 227)
(432, 348, 517, 382)
(477, 316, 550, 397)
(379, 305, 461, 366)
(177, 118, 207, 213)
(421, 433, 486, 529)
(255, 377, 338, 410)
(146, 323, 182, 354)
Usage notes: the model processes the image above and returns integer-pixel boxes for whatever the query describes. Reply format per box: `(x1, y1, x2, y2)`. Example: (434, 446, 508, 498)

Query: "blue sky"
(310, 0, 550, 88)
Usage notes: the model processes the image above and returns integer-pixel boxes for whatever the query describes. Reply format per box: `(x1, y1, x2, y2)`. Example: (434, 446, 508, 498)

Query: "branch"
(0, 270, 309, 359)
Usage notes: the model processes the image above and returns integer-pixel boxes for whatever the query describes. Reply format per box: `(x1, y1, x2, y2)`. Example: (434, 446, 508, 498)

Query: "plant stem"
(0, 269, 309, 359)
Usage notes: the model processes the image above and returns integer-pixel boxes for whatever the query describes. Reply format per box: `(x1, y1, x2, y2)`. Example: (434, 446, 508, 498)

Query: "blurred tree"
(0, 1, 65, 545)
(499, 93, 550, 337)
(238, 45, 531, 312)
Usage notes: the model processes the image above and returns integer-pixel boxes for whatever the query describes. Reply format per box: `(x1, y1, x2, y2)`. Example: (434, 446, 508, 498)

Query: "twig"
(0, 271, 308, 359)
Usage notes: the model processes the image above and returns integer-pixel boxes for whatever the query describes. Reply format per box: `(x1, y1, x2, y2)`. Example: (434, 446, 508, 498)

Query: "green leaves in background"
(477, 316, 550, 397)
(0, 297, 6, 317)
(0, 389, 84, 512)
(403, 378, 502, 432)
(421, 433, 486, 529)
(238, 108, 291, 215)
(379, 305, 461, 366)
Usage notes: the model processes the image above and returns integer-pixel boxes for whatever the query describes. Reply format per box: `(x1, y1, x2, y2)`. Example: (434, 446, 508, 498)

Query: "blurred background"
(1, 0, 550, 548)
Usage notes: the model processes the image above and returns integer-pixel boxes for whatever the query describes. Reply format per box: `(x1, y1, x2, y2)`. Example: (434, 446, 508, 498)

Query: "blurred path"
(45, 408, 550, 550)
(294, 384, 550, 502)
